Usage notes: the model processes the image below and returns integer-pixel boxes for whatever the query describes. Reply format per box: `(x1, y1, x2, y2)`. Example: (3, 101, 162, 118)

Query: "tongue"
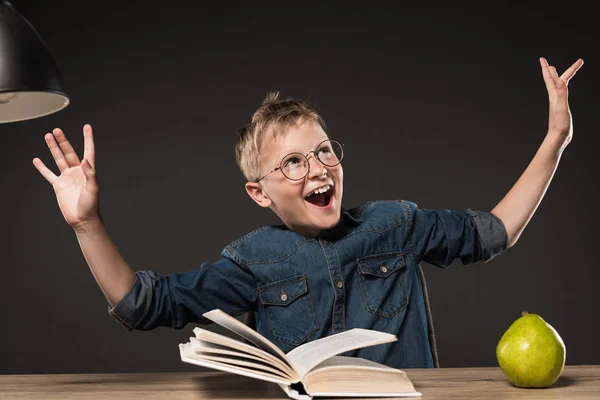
(306, 192, 328, 206)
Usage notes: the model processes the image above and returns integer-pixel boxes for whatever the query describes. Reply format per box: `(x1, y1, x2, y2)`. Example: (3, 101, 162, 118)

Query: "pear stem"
(522, 310, 529, 317)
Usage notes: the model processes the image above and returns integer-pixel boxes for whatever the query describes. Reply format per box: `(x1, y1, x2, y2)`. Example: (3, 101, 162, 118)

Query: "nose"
(306, 152, 327, 179)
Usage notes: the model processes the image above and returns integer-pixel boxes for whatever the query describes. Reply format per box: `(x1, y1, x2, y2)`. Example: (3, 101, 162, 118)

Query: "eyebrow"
(280, 138, 329, 157)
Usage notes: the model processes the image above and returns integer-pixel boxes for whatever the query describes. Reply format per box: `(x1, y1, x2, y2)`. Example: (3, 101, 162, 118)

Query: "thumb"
(81, 159, 99, 190)
(555, 75, 570, 93)
(81, 158, 94, 173)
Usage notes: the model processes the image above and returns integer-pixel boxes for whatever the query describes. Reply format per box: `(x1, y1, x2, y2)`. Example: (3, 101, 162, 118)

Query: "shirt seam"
(400, 199, 421, 264)
(331, 244, 346, 331)
(237, 239, 314, 267)
(319, 239, 338, 333)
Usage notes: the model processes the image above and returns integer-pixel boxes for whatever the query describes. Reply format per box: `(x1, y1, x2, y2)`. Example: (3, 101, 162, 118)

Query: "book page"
(179, 343, 292, 386)
(190, 336, 267, 361)
(202, 309, 298, 376)
(200, 354, 292, 380)
(308, 355, 404, 373)
(190, 335, 296, 378)
(286, 328, 397, 378)
(190, 337, 296, 379)
(303, 356, 421, 397)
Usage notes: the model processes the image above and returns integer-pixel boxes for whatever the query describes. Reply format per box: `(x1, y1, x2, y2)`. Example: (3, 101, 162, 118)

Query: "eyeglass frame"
(254, 138, 344, 182)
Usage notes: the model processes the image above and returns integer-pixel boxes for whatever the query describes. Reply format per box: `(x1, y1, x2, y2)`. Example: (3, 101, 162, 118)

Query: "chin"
(317, 209, 342, 229)
(317, 220, 338, 230)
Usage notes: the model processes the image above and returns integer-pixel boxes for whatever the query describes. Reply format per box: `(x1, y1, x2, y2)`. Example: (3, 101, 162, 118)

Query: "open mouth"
(304, 184, 334, 208)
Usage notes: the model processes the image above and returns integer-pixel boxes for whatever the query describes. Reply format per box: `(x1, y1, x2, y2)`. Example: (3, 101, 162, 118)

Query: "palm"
(53, 166, 96, 225)
(33, 125, 100, 228)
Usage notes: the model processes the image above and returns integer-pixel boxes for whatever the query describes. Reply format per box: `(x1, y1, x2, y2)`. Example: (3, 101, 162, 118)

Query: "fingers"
(541, 57, 585, 91)
(32, 157, 58, 185)
(549, 66, 559, 81)
(559, 58, 584, 84)
(82, 124, 96, 168)
(45, 132, 70, 172)
(549, 66, 566, 92)
(539, 57, 556, 93)
(52, 128, 81, 167)
(34, 125, 97, 186)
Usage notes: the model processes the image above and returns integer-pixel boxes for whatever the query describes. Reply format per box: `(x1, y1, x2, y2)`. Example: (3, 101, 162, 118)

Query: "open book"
(179, 309, 422, 399)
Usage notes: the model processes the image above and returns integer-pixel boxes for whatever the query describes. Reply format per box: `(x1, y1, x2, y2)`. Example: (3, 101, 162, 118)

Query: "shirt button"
(280, 291, 288, 302)
(336, 280, 343, 289)
(380, 265, 387, 273)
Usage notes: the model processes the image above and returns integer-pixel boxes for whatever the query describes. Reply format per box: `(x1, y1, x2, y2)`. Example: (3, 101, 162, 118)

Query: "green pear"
(496, 311, 566, 388)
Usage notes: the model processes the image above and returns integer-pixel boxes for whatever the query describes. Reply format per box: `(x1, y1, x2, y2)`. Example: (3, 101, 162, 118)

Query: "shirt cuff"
(107, 270, 157, 331)
(467, 209, 508, 262)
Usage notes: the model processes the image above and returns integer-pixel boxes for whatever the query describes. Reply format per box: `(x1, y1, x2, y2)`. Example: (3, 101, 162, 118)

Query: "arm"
(33, 125, 135, 306)
(409, 204, 507, 267)
(34, 125, 257, 328)
(491, 57, 584, 248)
(109, 257, 258, 331)
(74, 218, 136, 307)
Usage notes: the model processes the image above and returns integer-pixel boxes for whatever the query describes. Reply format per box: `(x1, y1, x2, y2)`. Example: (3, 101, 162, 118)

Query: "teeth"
(307, 184, 331, 197)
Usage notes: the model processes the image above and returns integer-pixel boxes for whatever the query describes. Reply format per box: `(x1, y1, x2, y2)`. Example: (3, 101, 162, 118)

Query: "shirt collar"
(317, 207, 362, 241)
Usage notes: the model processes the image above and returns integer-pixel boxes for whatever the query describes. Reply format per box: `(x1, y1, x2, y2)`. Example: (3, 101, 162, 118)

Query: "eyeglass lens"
(280, 139, 343, 180)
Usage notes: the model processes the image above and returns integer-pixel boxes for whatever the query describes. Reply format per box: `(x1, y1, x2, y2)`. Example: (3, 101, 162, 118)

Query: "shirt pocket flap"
(358, 253, 406, 278)
(259, 275, 308, 306)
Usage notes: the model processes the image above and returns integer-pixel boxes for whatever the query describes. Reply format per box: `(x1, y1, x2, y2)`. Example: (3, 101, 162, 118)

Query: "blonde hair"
(235, 91, 328, 182)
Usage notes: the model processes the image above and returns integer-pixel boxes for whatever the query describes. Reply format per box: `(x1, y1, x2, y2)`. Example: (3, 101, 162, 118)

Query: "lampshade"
(0, 1, 69, 123)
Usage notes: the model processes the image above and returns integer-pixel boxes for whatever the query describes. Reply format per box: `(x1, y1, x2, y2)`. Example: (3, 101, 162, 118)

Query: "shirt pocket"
(357, 252, 409, 318)
(258, 274, 319, 346)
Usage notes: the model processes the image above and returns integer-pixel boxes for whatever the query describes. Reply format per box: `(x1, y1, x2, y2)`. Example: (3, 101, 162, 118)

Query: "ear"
(245, 181, 272, 208)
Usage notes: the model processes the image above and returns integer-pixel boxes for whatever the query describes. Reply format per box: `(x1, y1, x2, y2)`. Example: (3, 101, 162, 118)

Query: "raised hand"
(539, 57, 584, 146)
(33, 124, 100, 230)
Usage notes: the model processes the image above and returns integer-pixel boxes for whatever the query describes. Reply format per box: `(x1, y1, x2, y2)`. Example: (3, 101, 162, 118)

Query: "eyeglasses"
(255, 139, 344, 182)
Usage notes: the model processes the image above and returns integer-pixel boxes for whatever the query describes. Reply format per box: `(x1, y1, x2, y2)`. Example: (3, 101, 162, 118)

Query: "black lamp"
(0, 1, 69, 123)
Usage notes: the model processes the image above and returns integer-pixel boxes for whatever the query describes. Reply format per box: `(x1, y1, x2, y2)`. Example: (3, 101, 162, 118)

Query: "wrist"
(73, 216, 105, 236)
(544, 131, 571, 154)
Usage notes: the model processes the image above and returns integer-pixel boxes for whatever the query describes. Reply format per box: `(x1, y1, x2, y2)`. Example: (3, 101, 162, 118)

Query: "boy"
(32, 57, 583, 369)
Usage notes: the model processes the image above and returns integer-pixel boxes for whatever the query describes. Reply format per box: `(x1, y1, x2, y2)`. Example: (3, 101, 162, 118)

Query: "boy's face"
(245, 119, 344, 237)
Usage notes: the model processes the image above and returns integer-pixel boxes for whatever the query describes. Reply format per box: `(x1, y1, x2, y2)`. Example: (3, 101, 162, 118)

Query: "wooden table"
(0, 365, 597, 399)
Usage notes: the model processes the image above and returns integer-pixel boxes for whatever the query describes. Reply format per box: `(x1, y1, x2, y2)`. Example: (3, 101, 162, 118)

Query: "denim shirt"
(109, 200, 508, 369)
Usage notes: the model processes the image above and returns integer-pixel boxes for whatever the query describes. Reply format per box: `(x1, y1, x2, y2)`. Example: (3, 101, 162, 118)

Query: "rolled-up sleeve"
(108, 257, 257, 331)
(466, 209, 508, 262)
(408, 205, 508, 268)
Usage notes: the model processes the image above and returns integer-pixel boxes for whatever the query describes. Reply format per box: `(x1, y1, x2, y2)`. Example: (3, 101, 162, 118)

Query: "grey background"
(1, 1, 598, 374)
